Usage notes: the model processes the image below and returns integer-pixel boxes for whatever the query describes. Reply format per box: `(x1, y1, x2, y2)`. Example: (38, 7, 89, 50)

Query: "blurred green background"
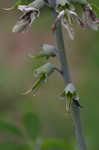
(0, 0, 99, 150)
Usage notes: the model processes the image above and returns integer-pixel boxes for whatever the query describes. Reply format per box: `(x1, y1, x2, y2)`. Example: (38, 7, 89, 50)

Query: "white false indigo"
(12, 0, 45, 33)
(13, 5, 40, 32)
(54, 1, 99, 39)
(55, 8, 82, 40)
(82, 4, 99, 30)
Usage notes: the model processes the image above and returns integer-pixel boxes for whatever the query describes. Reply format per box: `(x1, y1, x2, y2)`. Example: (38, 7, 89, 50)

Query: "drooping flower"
(55, 7, 84, 40)
(82, 4, 98, 30)
(60, 83, 81, 112)
(29, 44, 58, 59)
(23, 63, 56, 95)
(54, 1, 99, 39)
(13, 5, 40, 32)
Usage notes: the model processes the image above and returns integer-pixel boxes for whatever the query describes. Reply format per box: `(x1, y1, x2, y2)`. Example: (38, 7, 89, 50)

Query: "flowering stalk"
(52, 8, 86, 150)
(8, 0, 99, 150)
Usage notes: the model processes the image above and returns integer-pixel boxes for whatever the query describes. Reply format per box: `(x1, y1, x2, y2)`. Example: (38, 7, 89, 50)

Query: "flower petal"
(18, 5, 38, 12)
(62, 18, 74, 40)
(13, 6, 40, 33)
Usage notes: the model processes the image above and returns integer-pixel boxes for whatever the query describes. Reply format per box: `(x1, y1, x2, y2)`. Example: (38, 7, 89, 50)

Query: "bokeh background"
(0, 0, 99, 150)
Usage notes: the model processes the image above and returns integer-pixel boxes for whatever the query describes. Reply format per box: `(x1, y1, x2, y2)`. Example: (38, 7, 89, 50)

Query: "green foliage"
(0, 142, 31, 150)
(70, 0, 88, 5)
(0, 112, 71, 150)
(41, 138, 72, 150)
(0, 112, 41, 140)
(0, 113, 41, 149)
(0, 120, 23, 137)
(91, 3, 99, 15)
(0, 112, 72, 150)
(23, 112, 41, 139)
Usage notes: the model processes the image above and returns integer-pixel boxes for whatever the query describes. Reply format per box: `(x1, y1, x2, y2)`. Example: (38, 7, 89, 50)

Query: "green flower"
(23, 63, 55, 95)
(29, 44, 58, 59)
(60, 83, 80, 112)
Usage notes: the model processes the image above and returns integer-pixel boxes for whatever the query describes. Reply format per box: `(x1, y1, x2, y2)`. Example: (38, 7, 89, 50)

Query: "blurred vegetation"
(0, 0, 99, 150)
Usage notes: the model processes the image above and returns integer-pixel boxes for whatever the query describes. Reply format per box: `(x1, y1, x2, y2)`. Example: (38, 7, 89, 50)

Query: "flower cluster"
(9, 0, 98, 111)
(22, 44, 61, 95)
(12, 0, 99, 38)
(54, 1, 99, 39)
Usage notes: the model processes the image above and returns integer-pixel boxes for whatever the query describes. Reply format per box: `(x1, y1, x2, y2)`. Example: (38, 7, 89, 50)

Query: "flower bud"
(60, 83, 78, 112)
(34, 63, 55, 77)
(23, 63, 55, 95)
(40, 44, 58, 58)
(61, 83, 76, 97)
(30, 44, 58, 59)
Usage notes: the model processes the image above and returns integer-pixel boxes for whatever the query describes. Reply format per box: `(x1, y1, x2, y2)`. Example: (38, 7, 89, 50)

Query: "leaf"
(0, 141, 31, 150)
(91, 3, 99, 15)
(41, 138, 72, 150)
(0, 120, 23, 137)
(23, 112, 41, 139)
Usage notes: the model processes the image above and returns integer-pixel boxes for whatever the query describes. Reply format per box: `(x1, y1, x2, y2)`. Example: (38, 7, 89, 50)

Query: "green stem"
(52, 9, 87, 150)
